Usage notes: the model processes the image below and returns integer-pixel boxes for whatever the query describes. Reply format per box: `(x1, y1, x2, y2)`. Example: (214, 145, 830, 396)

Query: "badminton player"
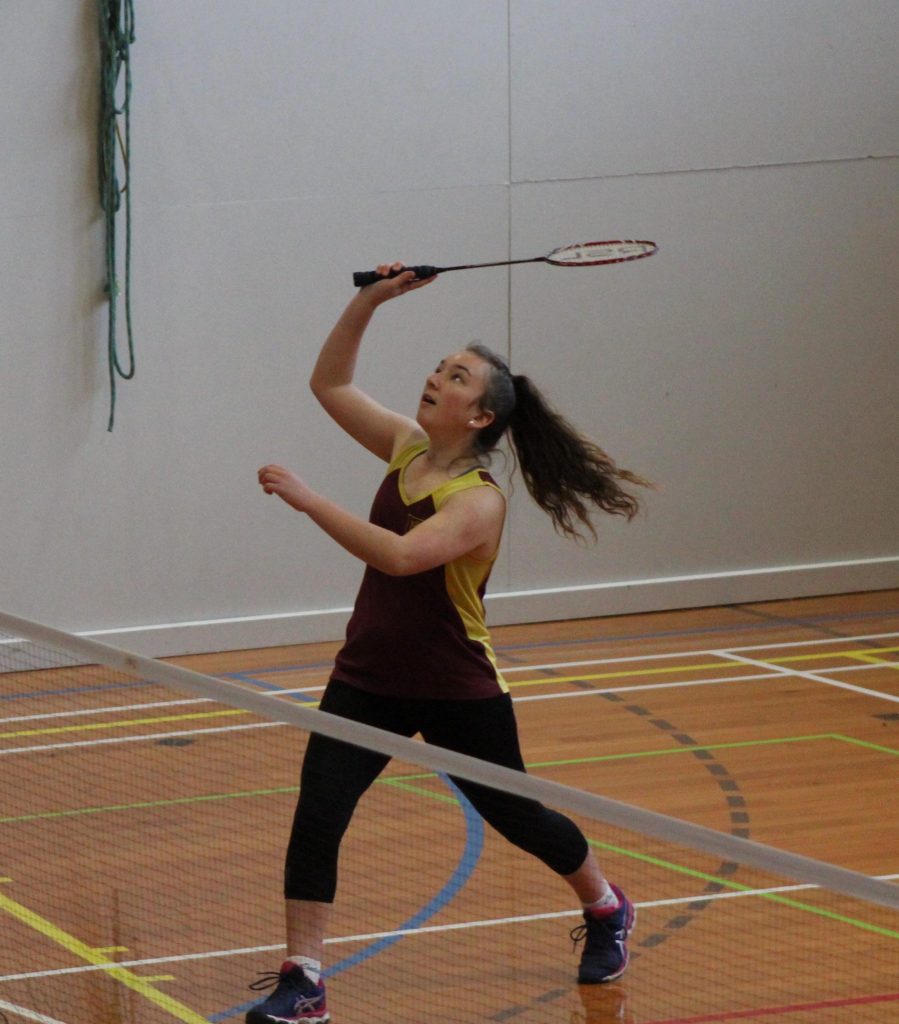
(248, 264, 650, 1023)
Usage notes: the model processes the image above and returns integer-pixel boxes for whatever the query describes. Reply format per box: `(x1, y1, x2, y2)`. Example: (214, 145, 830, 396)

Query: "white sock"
(583, 884, 619, 915)
(287, 955, 322, 985)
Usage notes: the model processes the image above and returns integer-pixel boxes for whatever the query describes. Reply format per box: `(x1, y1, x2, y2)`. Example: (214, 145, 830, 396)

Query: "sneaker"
(570, 885, 635, 984)
(245, 961, 330, 1024)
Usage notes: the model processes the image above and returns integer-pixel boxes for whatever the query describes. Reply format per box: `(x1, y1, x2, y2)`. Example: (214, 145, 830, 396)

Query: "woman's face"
(416, 351, 494, 434)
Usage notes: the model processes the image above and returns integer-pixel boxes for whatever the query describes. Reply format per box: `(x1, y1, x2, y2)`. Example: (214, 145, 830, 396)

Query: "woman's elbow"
(377, 545, 431, 577)
(379, 555, 420, 577)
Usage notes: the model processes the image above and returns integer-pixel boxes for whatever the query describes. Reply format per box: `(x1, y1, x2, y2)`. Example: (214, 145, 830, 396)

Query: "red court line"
(645, 990, 899, 1023)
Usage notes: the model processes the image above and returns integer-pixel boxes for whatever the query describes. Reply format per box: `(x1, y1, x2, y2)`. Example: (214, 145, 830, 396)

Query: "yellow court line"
(767, 646, 899, 665)
(505, 647, 899, 690)
(5, 649, 895, 743)
(506, 661, 743, 689)
(846, 652, 899, 672)
(0, 707, 248, 740)
(0, 884, 209, 1024)
(506, 649, 899, 691)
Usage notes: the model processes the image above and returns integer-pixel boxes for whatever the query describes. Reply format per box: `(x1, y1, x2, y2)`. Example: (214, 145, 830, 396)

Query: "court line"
(513, 672, 779, 702)
(499, 633, 899, 673)
(0, 885, 209, 1024)
(0, 707, 247, 741)
(0, 721, 281, 757)
(0, 672, 748, 729)
(2, 657, 896, 755)
(0, 697, 210, 726)
(718, 651, 899, 704)
(776, 645, 899, 664)
(489, 603, 899, 654)
(851, 651, 899, 671)
(3, 637, 896, 737)
(3, 658, 890, 735)
(5, 874, 897, 985)
(585, 838, 899, 941)
(0, 674, 781, 742)
(2, 652, 892, 730)
(210, 776, 486, 1023)
(0, 998, 72, 1024)
(2, 631, 895, 729)
(720, 630, 899, 653)
(3, 614, 896, 1015)
(5, 731, 885, 827)
(0, 777, 484, 1024)
(3, 597, 889, 652)
(3, 627, 896, 710)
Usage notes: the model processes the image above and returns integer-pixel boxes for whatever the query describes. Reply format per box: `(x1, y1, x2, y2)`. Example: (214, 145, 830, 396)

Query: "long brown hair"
(467, 344, 653, 540)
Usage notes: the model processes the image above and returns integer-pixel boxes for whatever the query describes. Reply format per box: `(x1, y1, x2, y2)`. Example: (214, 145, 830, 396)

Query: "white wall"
(1, 1, 897, 655)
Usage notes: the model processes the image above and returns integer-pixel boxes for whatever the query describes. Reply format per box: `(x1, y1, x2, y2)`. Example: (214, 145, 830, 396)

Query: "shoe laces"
(569, 915, 616, 952)
(249, 971, 284, 992)
(248, 969, 322, 1013)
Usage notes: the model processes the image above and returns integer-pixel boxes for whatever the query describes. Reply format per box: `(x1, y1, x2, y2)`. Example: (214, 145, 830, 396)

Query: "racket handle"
(353, 266, 440, 288)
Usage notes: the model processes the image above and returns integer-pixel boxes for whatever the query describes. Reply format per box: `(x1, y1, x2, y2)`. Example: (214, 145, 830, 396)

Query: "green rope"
(98, 0, 136, 432)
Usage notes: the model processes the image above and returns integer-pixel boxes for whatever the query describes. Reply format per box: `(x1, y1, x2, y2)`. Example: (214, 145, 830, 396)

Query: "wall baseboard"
(65, 556, 899, 658)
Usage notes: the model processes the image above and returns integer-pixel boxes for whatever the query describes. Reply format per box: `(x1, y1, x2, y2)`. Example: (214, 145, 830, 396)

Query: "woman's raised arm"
(309, 265, 433, 461)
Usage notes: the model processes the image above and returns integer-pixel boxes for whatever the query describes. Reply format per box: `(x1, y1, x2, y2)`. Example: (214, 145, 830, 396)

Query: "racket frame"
(353, 239, 657, 287)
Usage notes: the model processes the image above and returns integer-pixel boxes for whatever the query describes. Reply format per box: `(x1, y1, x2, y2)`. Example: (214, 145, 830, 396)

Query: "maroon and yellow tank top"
(331, 441, 508, 699)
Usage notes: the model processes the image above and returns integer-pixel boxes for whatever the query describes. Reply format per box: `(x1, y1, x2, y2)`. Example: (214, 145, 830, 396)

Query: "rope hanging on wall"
(98, 0, 136, 431)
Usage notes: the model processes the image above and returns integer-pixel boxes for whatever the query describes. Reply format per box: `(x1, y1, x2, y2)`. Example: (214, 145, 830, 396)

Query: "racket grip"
(353, 266, 440, 288)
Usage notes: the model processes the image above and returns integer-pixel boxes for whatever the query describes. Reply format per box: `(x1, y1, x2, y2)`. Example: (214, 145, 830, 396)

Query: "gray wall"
(2, 1, 897, 655)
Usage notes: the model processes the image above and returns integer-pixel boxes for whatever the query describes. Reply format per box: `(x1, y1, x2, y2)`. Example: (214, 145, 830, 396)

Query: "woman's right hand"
(362, 262, 435, 305)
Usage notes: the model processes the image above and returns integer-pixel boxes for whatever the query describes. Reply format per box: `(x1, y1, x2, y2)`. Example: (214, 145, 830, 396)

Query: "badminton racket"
(352, 240, 657, 288)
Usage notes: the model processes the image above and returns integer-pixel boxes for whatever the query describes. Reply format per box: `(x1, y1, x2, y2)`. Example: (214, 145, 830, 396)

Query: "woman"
(248, 264, 650, 1024)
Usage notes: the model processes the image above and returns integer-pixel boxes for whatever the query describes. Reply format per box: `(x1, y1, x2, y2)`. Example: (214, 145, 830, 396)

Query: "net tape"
(2, 608, 897, 912)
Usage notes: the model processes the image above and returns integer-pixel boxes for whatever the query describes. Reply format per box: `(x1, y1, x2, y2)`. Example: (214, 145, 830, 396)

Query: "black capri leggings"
(284, 679, 589, 902)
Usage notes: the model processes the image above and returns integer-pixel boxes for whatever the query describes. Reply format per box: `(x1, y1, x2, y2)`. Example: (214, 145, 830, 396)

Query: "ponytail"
(466, 344, 652, 540)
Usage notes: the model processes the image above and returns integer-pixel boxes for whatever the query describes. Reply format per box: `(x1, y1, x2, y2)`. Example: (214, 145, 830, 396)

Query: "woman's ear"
(469, 408, 495, 429)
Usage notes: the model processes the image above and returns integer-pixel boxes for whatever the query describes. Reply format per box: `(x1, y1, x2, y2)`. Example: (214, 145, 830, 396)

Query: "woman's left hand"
(258, 464, 315, 512)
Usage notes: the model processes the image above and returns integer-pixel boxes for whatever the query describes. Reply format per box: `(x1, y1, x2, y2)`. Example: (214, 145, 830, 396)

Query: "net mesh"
(1, 610, 897, 1024)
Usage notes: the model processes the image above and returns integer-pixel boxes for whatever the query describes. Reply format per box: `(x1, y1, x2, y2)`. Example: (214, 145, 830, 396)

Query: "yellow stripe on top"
(431, 461, 509, 695)
(391, 440, 427, 483)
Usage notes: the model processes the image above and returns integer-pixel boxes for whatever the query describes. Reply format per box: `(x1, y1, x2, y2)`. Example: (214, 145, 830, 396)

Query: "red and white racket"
(353, 240, 657, 287)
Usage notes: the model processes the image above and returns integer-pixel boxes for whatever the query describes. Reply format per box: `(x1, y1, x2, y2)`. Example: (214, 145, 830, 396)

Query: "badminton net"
(1, 609, 897, 1024)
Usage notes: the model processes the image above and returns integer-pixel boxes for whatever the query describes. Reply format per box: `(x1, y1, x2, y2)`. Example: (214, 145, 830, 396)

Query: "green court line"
(4, 733, 895, 827)
(830, 733, 899, 756)
(527, 733, 843, 769)
(3, 733, 896, 948)
(0, 786, 299, 825)
(0, 772, 459, 826)
(379, 779, 461, 805)
(374, 732, 899, 783)
(584, 837, 899, 941)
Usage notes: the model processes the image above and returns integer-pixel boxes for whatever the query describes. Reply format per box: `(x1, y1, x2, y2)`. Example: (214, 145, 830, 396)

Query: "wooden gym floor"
(1, 589, 897, 1023)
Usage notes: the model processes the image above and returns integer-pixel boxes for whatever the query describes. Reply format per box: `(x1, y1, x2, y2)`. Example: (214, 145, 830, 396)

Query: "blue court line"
(0, 679, 149, 703)
(219, 672, 320, 703)
(209, 775, 484, 1022)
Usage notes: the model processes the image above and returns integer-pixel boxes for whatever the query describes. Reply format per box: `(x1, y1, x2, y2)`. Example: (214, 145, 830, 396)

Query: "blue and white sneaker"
(570, 885, 635, 984)
(246, 961, 330, 1023)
